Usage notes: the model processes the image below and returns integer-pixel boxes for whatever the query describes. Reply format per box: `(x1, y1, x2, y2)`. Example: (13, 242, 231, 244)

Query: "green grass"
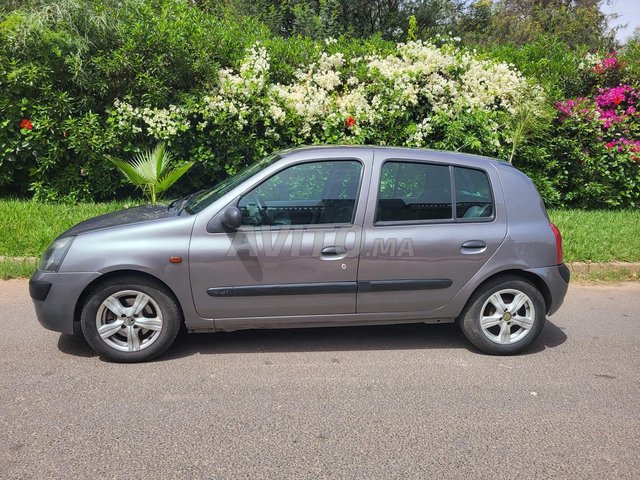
(0, 199, 135, 257)
(549, 209, 640, 263)
(572, 269, 640, 284)
(0, 258, 38, 280)
(0, 201, 638, 280)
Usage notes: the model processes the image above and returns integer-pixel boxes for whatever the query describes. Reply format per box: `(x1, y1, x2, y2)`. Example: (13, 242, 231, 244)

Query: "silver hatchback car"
(30, 146, 569, 362)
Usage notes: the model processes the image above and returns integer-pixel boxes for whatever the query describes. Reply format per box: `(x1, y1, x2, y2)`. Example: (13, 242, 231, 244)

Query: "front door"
(357, 153, 507, 314)
(189, 154, 372, 321)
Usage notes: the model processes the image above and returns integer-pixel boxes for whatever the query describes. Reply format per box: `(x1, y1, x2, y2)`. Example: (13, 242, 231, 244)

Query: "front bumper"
(524, 263, 570, 316)
(29, 279, 52, 301)
(30, 270, 102, 334)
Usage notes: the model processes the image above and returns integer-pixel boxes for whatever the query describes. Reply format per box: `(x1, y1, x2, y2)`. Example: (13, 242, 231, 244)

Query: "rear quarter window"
(454, 166, 493, 219)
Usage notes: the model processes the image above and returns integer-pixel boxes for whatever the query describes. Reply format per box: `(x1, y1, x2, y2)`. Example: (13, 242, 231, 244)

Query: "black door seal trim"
(207, 279, 452, 297)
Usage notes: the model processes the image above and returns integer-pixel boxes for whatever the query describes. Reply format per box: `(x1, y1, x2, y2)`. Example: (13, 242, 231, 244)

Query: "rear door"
(356, 151, 507, 314)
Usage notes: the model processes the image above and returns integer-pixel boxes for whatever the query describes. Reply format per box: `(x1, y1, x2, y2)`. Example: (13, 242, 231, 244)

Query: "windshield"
(184, 153, 281, 214)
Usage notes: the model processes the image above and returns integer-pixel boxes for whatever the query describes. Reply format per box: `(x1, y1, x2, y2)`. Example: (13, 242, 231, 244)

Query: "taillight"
(550, 223, 563, 264)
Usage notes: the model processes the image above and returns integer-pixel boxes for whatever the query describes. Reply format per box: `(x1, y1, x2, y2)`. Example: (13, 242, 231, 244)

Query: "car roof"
(278, 145, 512, 168)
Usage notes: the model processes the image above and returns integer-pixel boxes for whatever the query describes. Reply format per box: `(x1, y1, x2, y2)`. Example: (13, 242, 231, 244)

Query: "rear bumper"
(30, 270, 101, 334)
(524, 263, 570, 316)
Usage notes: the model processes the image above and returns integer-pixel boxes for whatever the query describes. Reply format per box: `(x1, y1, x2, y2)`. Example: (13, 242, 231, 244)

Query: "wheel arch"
(468, 269, 552, 314)
(73, 269, 186, 334)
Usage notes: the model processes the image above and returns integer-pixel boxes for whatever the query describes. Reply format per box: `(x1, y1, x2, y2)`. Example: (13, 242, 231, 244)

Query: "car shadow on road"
(57, 333, 96, 358)
(167, 319, 568, 360)
(57, 319, 567, 361)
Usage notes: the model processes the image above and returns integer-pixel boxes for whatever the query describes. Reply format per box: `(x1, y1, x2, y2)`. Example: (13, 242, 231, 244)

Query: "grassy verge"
(0, 199, 134, 257)
(0, 257, 38, 280)
(0, 201, 638, 281)
(571, 269, 640, 284)
(548, 209, 640, 263)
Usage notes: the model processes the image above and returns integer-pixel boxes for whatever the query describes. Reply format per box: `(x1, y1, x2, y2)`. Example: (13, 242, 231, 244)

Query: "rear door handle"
(461, 240, 486, 249)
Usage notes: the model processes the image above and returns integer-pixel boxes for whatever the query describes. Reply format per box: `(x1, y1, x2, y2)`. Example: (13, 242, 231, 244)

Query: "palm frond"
(107, 143, 193, 203)
(156, 162, 194, 194)
(107, 156, 147, 187)
(130, 150, 158, 182)
(154, 142, 169, 177)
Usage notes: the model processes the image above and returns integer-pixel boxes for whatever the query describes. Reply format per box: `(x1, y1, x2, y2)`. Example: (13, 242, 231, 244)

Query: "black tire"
(458, 275, 546, 355)
(80, 275, 182, 362)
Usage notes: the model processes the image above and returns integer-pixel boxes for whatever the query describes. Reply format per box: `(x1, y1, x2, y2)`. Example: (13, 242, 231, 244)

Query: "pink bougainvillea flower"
(596, 85, 632, 108)
(591, 51, 624, 75)
(20, 119, 33, 130)
(604, 142, 616, 149)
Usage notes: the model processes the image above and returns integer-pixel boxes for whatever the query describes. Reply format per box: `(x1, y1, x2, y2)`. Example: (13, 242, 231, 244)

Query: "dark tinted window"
(376, 162, 452, 222)
(238, 160, 362, 226)
(454, 167, 493, 219)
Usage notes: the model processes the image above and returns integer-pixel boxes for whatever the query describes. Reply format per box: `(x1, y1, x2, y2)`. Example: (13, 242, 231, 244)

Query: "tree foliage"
(203, 0, 617, 50)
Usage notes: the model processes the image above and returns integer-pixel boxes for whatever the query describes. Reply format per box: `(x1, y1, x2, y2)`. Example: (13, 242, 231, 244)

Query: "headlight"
(38, 236, 75, 272)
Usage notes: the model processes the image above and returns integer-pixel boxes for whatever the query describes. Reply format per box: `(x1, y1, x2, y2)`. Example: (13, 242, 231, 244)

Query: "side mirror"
(220, 206, 242, 230)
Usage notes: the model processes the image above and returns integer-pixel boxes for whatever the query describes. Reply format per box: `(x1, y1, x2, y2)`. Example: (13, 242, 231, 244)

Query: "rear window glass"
(376, 162, 452, 222)
(454, 167, 493, 219)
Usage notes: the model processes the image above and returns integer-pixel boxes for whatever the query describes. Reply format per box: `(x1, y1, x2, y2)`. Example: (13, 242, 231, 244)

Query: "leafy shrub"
(0, 0, 278, 201)
(549, 53, 640, 208)
(480, 36, 593, 101)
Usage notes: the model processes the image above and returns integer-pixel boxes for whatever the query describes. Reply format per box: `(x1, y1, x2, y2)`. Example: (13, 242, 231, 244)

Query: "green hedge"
(0, 0, 395, 201)
(1, 0, 638, 208)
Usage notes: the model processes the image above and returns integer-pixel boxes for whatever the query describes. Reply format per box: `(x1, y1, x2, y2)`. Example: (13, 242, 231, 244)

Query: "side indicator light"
(169, 256, 182, 264)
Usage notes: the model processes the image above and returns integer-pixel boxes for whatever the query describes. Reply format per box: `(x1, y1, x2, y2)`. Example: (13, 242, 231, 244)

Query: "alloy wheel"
(95, 290, 164, 352)
(479, 289, 536, 345)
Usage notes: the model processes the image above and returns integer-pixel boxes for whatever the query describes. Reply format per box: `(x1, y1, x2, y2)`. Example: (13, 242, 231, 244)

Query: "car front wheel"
(80, 276, 181, 362)
(459, 276, 546, 355)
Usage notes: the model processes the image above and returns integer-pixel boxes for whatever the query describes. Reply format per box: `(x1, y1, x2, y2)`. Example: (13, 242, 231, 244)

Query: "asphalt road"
(0, 280, 638, 479)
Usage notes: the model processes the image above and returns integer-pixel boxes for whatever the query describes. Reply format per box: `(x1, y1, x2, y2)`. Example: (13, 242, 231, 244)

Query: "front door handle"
(461, 240, 486, 249)
(320, 246, 347, 257)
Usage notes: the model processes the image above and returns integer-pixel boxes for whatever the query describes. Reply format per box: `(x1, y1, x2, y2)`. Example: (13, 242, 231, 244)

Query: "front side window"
(238, 160, 362, 226)
(376, 161, 452, 222)
(454, 166, 493, 219)
(185, 154, 281, 214)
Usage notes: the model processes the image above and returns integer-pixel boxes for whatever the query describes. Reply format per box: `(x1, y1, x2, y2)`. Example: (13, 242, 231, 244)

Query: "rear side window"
(376, 162, 452, 222)
(454, 167, 493, 219)
(375, 161, 494, 223)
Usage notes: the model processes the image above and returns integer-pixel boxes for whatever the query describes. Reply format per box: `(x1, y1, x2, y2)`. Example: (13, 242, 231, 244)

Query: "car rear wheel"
(80, 277, 181, 362)
(459, 276, 546, 355)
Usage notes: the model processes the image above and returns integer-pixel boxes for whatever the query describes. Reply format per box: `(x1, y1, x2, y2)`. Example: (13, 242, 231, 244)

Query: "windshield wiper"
(167, 197, 183, 211)
(168, 190, 204, 214)
(167, 193, 193, 213)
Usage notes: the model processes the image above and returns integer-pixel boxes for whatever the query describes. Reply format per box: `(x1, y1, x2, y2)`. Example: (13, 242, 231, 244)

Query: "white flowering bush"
(108, 40, 545, 184)
(112, 100, 191, 140)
